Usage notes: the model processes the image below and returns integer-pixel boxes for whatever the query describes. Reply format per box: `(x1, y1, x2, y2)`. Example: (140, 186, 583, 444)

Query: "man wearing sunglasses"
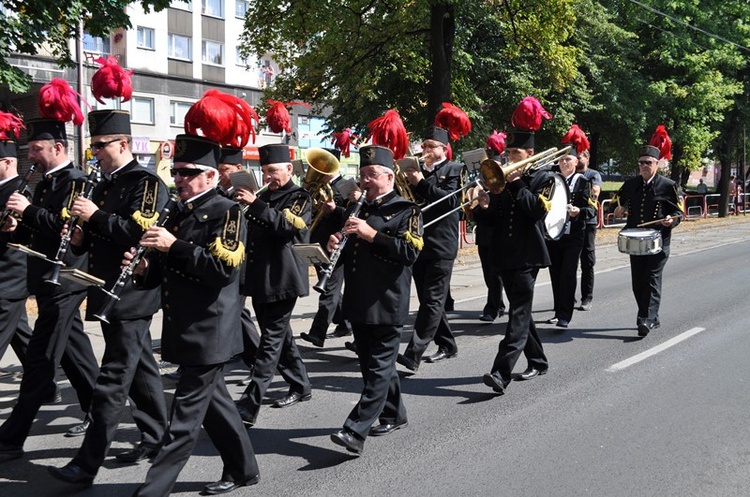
(614, 138, 682, 337)
(49, 109, 169, 484)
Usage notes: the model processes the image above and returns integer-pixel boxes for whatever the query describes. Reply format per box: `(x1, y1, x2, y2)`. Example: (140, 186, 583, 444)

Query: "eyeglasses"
(90, 138, 121, 151)
(360, 171, 385, 180)
(638, 160, 656, 166)
(170, 168, 205, 178)
(422, 143, 443, 149)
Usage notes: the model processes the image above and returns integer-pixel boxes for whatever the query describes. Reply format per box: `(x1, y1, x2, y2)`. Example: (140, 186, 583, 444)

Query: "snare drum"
(542, 173, 570, 240)
(617, 228, 662, 255)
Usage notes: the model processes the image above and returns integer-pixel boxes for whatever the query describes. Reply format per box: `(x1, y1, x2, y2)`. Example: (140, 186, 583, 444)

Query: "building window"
(130, 97, 154, 124)
(168, 34, 192, 61)
(170, 101, 192, 126)
(235, 0, 249, 18)
(202, 40, 224, 66)
(171, 0, 192, 11)
(83, 32, 110, 54)
(202, 0, 223, 18)
(235, 47, 252, 68)
(136, 27, 155, 50)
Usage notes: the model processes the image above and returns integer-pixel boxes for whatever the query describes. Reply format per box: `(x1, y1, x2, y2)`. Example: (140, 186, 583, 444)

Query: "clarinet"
(313, 189, 367, 294)
(93, 193, 180, 323)
(45, 166, 100, 286)
(0, 164, 35, 227)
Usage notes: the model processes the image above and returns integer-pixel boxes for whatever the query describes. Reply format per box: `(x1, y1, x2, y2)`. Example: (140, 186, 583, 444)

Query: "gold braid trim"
(538, 194, 552, 212)
(132, 210, 160, 230)
(282, 208, 307, 230)
(404, 231, 424, 251)
(209, 237, 246, 267)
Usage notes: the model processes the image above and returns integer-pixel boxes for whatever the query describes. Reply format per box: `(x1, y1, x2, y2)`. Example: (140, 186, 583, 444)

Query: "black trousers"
(403, 257, 457, 363)
(134, 364, 259, 497)
(344, 324, 406, 441)
(72, 317, 167, 474)
(477, 243, 505, 317)
(0, 299, 31, 370)
(0, 290, 98, 446)
(547, 231, 585, 322)
(630, 245, 670, 324)
(579, 224, 597, 303)
(490, 267, 548, 388)
(243, 298, 311, 417)
(240, 305, 260, 369)
(308, 263, 346, 341)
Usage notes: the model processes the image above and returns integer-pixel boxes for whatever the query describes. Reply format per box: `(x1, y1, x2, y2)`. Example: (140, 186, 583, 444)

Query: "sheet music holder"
(292, 243, 331, 267)
(59, 268, 105, 287)
(461, 148, 487, 174)
(292, 159, 306, 177)
(335, 177, 359, 198)
(229, 170, 260, 192)
(396, 157, 420, 173)
(7, 243, 48, 260)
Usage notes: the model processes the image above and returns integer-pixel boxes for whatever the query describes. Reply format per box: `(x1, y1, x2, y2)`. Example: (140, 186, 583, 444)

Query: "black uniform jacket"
(473, 169, 554, 270)
(309, 175, 347, 248)
(75, 160, 169, 321)
(556, 169, 596, 237)
(0, 176, 31, 300)
(243, 179, 311, 303)
(411, 159, 462, 260)
(16, 163, 88, 296)
(341, 190, 422, 326)
(138, 190, 246, 366)
(615, 174, 683, 246)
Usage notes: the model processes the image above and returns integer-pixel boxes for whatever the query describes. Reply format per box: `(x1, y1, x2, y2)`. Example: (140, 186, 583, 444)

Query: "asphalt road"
(2, 219, 750, 496)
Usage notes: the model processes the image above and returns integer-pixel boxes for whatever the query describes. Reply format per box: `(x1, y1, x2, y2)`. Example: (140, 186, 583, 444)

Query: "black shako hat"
(174, 134, 220, 168)
(423, 126, 449, 146)
(26, 118, 67, 142)
(220, 147, 243, 165)
(323, 147, 341, 161)
(0, 140, 17, 158)
(359, 145, 394, 170)
(506, 128, 534, 149)
(638, 145, 661, 160)
(88, 109, 131, 137)
(259, 144, 291, 165)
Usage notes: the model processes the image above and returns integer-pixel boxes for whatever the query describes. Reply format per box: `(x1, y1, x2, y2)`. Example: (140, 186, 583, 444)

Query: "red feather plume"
(485, 130, 507, 155)
(91, 56, 133, 104)
(367, 109, 409, 160)
(561, 124, 590, 155)
(332, 128, 359, 158)
(265, 100, 310, 134)
(184, 89, 260, 148)
(511, 96, 551, 132)
(38, 78, 84, 126)
(649, 125, 672, 160)
(434, 102, 471, 141)
(0, 111, 25, 141)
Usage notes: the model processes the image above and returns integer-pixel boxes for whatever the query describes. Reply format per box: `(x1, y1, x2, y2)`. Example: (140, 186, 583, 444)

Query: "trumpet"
(0, 164, 36, 228)
(45, 166, 100, 286)
(93, 194, 180, 323)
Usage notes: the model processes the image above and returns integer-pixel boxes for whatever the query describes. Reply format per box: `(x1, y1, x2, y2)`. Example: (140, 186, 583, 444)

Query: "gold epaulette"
(405, 205, 423, 250)
(209, 208, 245, 267)
(282, 208, 307, 230)
(588, 197, 599, 210)
(132, 211, 159, 230)
(132, 179, 161, 230)
(404, 231, 424, 251)
(538, 194, 552, 212)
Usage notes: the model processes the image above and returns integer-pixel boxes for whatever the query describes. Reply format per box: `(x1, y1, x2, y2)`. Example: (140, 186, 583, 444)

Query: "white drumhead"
(544, 173, 570, 240)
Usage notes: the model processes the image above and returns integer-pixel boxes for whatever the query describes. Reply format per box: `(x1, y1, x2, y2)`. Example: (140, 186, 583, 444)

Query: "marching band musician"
(0, 81, 99, 463)
(49, 101, 169, 483)
(329, 145, 423, 455)
(0, 112, 32, 374)
(130, 133, 259, 496)
(397, 124, 463, 372)
(475, 96, 554, 394)
(300, 148, 352, 348)
(545, 125, 596, 329)
(613, 126, 682, 337)
(576, 149, 602, 311)
(235, 143, 313, 426)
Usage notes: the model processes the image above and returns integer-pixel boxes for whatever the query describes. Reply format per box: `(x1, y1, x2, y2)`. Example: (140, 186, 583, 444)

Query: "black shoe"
(479, 314, 495, 322)
(299, 332, 324, 348)
(0, 442, 23, 463)
(344, 341, 358, 353)
(423, 350, 457, 363)
(512, 367, 548, 381)
(545, 317, 559, 324)
(396, 354, 419, 372)
(47, 463, 95, 485)
(369, 421, 408, 437)
(638, 321, 658, 337)
(482, 373, 505, 394)
(65, 417, 90, 438)
(202, 475, 260, 495)
(556, 319, 569, 328)
(238, 374, 253, 387)
(163, 366, 183, 381)
(115, 443, 158, 463)
(271, 391, 312, 409)
(497, 309, 506, 318)
(579, 301, 592, 311)
(327, 324, 352, 338)
(330, 429, 364, 455)
(235, 401, 258, 427)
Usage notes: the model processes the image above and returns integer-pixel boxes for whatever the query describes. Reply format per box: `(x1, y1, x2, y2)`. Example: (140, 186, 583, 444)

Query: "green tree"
(0, 0, 170, 93)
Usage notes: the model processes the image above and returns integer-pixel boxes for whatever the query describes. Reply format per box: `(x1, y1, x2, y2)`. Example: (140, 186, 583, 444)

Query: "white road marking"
(606, 327, 706, 372)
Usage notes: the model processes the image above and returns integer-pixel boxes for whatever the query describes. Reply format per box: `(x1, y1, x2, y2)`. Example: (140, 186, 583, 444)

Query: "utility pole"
(76, 19, 86, 169)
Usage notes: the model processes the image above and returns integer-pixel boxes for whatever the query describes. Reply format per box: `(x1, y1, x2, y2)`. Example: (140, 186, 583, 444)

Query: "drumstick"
(636, 214, 683, 227)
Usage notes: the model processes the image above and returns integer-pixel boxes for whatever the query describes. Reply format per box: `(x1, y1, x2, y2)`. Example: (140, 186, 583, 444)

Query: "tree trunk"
(427, 4, 455, 127)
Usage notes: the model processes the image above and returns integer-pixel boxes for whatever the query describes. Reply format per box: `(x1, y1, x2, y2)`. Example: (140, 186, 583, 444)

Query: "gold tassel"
(588, 197, 599, 210)
(209, 238, 246, 267)
(132, 210, 160, 230)
(611, 194, 620, 208)
(283, 208, 307, 230)
(404, 231, 424, 251)
(538, 194, 552, 212)
(61, 207, 71, 221)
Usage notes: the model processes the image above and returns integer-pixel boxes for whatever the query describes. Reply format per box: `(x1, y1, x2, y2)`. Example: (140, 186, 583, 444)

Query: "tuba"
(304, 148, 341, 234)
(394, 157, 423, 205)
